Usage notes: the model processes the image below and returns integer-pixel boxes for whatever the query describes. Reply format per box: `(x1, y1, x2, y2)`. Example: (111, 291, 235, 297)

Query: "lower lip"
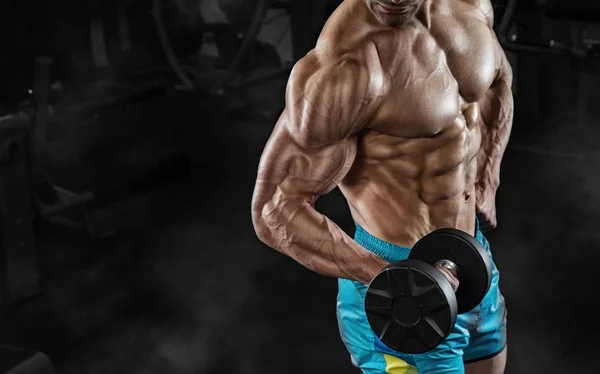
(377, 3, 410, 14)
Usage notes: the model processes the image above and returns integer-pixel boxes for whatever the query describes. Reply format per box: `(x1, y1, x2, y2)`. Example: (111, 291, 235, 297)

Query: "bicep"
(256, 115, 358, 202)
(286, 56, 383, 148)
(256, 56, 381, 200)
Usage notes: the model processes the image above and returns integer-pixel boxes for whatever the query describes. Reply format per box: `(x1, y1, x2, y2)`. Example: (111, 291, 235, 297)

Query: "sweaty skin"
(252, 0, 512, 284)
(252, 0, 512, 368)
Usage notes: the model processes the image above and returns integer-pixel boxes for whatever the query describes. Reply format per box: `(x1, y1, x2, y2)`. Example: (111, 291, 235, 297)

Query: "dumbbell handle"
(435, 259, 460, 278)
(434, 259, 460, 292)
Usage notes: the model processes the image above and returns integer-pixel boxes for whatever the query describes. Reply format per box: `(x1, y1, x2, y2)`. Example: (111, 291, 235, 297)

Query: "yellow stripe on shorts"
(383, 354, 418, 374)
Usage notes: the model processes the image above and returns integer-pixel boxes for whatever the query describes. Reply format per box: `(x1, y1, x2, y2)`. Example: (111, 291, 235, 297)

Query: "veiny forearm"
(252, 181, 388, 285)
(251, 52, 387, 285)
(478, 76, 514, 187)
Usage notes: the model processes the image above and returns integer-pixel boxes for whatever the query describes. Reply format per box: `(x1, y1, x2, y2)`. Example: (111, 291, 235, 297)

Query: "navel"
(464, 191, 471, 202)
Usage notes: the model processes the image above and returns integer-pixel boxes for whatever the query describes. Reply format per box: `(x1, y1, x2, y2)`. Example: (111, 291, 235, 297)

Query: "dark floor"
(3, 75, 600, 373)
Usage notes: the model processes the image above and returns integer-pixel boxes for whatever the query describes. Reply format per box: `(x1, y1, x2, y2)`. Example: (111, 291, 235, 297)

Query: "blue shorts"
(336, 220, 507, 374)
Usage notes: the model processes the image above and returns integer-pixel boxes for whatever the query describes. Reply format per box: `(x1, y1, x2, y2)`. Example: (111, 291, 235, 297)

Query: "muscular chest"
(431, 8, 497, 101)
(373, 8, 496, 137)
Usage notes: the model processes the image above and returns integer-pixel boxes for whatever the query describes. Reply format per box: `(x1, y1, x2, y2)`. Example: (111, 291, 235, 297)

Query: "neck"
(415, 0, 433, 29)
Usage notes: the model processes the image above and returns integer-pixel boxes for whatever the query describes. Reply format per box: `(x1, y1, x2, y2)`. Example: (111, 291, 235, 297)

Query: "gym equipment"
(507, 145, 587, 160)
(211, 0, 272, 94)
(65, 81, 166, 117)
(0, 110, 38, 304)
(498, 0, 600, 56)
(35, 151, 191, 222)
(365, 229, 492, 354)
(498, 0, 600, 162)
(0, 58, 188, 304)
(153, 0, 292, 93)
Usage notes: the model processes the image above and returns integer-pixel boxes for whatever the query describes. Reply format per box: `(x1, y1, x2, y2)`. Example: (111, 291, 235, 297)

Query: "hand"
(475, 183, 497, 232)
(435, 265, 459, 293)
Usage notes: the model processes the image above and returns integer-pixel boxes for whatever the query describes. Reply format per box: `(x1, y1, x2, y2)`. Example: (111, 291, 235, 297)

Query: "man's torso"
(318, 0, 498, 245)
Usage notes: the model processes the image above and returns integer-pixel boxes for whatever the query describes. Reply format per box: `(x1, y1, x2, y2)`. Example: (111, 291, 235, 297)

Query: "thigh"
(463, 256, 507, 363)
(337, 279, 469, 374)
(410, 310, 476, 374)
(337, 278, 417, 373)
(465, 346, 507, 374)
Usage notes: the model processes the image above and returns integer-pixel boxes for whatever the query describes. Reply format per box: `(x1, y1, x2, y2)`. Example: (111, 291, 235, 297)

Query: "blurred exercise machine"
(495, 0, 600, 160)
(0, 58, 191, 306)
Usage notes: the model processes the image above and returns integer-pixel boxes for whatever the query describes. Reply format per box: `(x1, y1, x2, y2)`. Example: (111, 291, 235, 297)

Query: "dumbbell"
(364, 229, 492, 354)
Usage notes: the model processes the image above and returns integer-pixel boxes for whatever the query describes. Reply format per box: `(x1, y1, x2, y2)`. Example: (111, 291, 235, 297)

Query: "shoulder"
(283, 51, 386, 147)
(293, 54, 370, 91)
(288, 46, 385, 113)
(456, 0, 494, 26)
(280, 1, 388, 145)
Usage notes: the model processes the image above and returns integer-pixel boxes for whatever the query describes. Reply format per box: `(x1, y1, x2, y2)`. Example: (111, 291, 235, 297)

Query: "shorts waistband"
(354, 218, 486, 263)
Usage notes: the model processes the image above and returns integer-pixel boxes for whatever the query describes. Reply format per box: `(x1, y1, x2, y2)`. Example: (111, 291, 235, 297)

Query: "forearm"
(252, 183, 388, 285)
(478, 76, 514, 187)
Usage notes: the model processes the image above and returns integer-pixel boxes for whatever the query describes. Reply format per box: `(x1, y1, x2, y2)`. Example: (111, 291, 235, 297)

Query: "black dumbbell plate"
(365, 260, 457, 354)
(409, 229, 492, 314)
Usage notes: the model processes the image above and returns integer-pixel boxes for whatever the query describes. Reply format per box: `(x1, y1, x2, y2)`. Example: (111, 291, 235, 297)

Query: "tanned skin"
(252, 0, 513, 372)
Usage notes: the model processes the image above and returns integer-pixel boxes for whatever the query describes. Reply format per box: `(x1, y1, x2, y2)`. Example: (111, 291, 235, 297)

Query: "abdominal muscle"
(339, 111, 482, 247)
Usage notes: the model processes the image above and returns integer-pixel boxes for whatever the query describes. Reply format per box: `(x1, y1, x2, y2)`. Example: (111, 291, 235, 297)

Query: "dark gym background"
(0, 0, 598, 373)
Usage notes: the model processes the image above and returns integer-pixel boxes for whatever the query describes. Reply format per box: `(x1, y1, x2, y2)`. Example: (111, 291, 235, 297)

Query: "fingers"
(436, 266, 460, 293)
(476, 212, 496, 233)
